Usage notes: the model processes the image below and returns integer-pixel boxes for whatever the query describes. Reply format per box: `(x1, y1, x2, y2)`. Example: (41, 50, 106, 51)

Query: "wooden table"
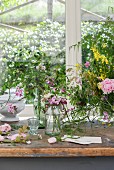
(1, 121, 114, 170)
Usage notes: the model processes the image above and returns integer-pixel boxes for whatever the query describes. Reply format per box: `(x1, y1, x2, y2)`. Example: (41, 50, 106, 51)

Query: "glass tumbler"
(28, 118, 39, 135)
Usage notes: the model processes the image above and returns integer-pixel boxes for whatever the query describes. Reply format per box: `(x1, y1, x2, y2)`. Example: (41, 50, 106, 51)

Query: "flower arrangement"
(43, 76, 67, 116)
(67, 46, 114, 124)
(42, 75, 68, 135)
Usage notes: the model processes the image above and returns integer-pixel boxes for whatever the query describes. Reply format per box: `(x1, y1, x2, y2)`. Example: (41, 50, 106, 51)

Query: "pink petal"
(48, 137, 57, 144)
(0, 135, 4, 142)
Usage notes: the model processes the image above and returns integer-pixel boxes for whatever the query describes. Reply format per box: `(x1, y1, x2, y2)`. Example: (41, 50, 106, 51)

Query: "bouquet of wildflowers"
(67, 46, 114, 122)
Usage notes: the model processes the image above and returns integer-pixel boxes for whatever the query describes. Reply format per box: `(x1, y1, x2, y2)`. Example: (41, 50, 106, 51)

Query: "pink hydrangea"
(100, 78, 114, 94)
(84, 61, 90, 68)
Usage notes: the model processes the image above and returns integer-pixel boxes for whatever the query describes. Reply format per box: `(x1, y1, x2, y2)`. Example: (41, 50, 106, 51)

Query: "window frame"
(66, 0, 81, 71)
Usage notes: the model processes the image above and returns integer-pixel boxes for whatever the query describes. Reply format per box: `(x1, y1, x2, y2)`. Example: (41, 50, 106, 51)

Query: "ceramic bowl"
(0, 94, 25, 122)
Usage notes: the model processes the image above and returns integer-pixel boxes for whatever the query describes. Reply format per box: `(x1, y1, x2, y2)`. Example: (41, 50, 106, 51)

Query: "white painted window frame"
(66, 0, 81, 71)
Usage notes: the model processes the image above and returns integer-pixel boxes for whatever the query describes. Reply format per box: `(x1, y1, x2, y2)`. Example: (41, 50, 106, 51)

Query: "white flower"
(36, 65, 40, 70)
(36, 64, 46, 71)
(41, 65, 46, 70)
(18, 83, 23, 87)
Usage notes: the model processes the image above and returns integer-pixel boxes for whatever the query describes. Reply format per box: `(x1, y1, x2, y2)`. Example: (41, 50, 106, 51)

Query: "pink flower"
(7, 103, 16, 113)
(0, 135, 4, 142)
(84, 61, 90, 68)
(61, 98, 67, 105)
(46, 80, 54, 87)
(15, 86, 23, 97)
(7, 133, 27, 141)
(100, 78, 114, 94)
(7, 134, 19, 141)
(3, 123, 11, 132)
(0, 123, 11, 132)
(4, 123, 11, 132)
(103, 111, 109, 121)
(60, 88, 66, 93)
(48, 137, 57, 144)
(0, 125, 6, 132)
(48, 96, 60, 105)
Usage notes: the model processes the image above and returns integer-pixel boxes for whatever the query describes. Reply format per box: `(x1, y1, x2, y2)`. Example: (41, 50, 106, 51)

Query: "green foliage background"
(0, 20, 113, 103)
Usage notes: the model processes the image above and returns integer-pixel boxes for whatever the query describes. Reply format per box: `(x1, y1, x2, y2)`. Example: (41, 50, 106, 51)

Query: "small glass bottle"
(33, 88, 45, 128)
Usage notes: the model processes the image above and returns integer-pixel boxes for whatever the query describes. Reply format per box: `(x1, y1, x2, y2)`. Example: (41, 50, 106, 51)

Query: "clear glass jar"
(45, 105, 61, 136)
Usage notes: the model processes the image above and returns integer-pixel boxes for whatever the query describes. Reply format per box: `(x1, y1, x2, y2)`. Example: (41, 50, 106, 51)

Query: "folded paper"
(61, 135, 102, 145)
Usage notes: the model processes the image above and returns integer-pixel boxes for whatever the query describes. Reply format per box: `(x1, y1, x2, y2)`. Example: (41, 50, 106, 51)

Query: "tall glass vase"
(33, 88, 45, 128)
(45, 105, 61, 136)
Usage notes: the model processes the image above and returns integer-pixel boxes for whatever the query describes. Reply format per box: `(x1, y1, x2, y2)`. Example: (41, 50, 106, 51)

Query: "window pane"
(81, 0, 114, 63)
(81, 0, 114, 20)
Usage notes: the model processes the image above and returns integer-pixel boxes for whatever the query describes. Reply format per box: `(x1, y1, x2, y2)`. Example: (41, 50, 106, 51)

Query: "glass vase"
(33, 88, 45, 128)
(45, 105, 61, 136)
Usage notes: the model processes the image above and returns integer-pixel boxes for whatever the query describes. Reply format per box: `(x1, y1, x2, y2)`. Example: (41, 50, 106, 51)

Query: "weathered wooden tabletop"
(1, 120, 114, 157)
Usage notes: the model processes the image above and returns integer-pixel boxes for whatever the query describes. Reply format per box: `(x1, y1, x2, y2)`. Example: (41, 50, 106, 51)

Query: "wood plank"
(0, 147, 114, 157)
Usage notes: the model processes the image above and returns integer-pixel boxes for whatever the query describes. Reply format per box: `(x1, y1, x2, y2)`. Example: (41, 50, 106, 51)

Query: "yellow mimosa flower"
(91, 47, 109, 64)
(101, 55, 109, 64)
(99, 74, 106, 80)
